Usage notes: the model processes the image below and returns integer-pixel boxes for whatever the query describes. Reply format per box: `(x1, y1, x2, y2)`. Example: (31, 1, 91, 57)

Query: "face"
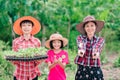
(21, 23, 33, 34)
(84, 21, 96, 36)
(52, 40, 61, 50)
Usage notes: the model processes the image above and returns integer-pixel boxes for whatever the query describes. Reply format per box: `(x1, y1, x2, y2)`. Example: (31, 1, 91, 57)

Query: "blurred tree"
(0, 0, 120, 50)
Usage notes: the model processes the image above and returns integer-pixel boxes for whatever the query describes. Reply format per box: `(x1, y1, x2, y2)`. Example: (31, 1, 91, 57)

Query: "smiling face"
(51, 40, 62, 50)
(84, 21, 97, 36)
(20, 20, 34, 35)
(21, 23, 33, 35)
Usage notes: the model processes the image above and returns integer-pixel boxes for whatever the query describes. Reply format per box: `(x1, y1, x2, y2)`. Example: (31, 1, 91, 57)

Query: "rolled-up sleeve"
(74, 36, 85, 64)
(12, 40, 18, 52)
(93, 37, 105, 54)
(77, 36, 84, 50)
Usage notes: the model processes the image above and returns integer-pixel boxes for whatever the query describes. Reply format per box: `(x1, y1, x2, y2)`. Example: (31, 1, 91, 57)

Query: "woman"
(75, 15, 105, 80)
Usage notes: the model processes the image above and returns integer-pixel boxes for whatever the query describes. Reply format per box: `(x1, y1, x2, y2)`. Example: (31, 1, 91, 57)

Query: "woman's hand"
(92, 52, 99, 59)
(92, 49, 99, 59)
(78, 50, 85, 57)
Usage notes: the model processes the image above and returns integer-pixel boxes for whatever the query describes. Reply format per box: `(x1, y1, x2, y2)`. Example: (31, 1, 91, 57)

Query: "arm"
(48, 61, 58, 70)
(35, 38, 41, 47)
(97, 38, 105, 53)
(48, 60, 66, 70)
(57, 51, 69, 69)
(92, 37, 105, 59)
(11, 39, 19, 65)
(34, 38, 42, 66)
(12, 39, 18, 52)
(74, 36, 85, 64)
(93, 37, 105, 53)
(77, 36, 85, 57)
(57, 60, 66, 69)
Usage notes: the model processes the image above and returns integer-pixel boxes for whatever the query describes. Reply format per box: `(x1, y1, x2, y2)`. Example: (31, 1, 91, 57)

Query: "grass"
(113, 55, 120, 68)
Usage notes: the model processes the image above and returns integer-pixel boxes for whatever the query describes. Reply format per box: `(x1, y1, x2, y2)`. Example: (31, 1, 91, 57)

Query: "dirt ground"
(102, 53, 120, 80)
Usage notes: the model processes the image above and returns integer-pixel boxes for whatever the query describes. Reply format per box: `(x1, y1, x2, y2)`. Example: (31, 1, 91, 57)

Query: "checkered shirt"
(12, 36, 41, 80)
(74, 35, 105, 67)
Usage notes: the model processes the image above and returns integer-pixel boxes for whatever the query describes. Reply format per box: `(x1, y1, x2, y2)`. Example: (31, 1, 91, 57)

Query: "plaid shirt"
(12, 36, 41, 80)
(74, 35, 105, 67)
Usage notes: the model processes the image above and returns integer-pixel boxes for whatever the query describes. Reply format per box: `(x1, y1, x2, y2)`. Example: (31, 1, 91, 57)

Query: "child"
(45, 33, 69, 80)
(12, 16, 42, 80)
(75, 15, 105, 80)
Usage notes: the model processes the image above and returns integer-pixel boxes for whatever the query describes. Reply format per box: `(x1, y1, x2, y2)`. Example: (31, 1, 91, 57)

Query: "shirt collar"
(19, 35, 35, 42)
(81, 35, 97, 41)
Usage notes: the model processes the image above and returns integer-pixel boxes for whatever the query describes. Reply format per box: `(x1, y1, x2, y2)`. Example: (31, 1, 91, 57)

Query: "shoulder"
(13, 37, 21, 43)
(47, 50, 53, 55)
(32, 36, 40, 41)
(61, 50, 68, 55)
(77, 35, 81, 39)
(61, 50, 69, 59)
(77, 35, 86, 41)
(97, 37, 105, 42)
(32, 36, 41, 43)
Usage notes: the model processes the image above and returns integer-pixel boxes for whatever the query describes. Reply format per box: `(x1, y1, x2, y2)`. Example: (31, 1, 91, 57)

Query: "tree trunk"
(41, 24, 46, 47)
(9, 17, 16, 40)
(67, 20, 71, 50)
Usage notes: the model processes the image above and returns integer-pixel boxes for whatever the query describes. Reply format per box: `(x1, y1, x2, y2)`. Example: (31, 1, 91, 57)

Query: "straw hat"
(76, 15, 104, 34)
(45, 33, 68, 48)
(13, 16, 41, 35)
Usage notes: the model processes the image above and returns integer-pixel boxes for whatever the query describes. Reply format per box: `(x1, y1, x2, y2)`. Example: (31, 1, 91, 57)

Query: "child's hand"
(54, 59, 58, 64)
(78, 50, 85, 57)
(58, 57, 62, 62)
(54, 56, 58, 64)
(57, 59, 61, 64)
(57, 58, 66, 69)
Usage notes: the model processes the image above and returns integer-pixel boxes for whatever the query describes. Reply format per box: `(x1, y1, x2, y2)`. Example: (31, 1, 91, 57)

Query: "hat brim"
(13, 16, 41, 35)
(76, 20, 104, 34)
(45, 38, 68, 49)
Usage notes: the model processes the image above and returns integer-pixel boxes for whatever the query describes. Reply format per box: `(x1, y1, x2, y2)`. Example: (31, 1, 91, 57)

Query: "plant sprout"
(3, 47, 47, 58)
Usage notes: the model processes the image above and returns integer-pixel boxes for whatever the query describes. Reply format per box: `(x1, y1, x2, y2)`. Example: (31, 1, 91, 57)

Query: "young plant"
(3, 47, 47, 58)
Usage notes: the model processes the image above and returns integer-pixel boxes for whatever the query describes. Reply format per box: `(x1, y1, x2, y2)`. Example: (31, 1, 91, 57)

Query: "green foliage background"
(0, 0, 120, 50)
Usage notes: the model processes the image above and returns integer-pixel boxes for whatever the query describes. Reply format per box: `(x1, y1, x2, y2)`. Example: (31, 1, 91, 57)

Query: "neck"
(23, 34, 31, 40)
(53, 49, 61, 54)
(87, 34, 94, 40)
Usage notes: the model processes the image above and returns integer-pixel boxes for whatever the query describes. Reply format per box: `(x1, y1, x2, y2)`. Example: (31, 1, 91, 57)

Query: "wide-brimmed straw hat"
(13, 16, 41, 35)
(76, 15, 104, 34)
(45, 33, 68, 48)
